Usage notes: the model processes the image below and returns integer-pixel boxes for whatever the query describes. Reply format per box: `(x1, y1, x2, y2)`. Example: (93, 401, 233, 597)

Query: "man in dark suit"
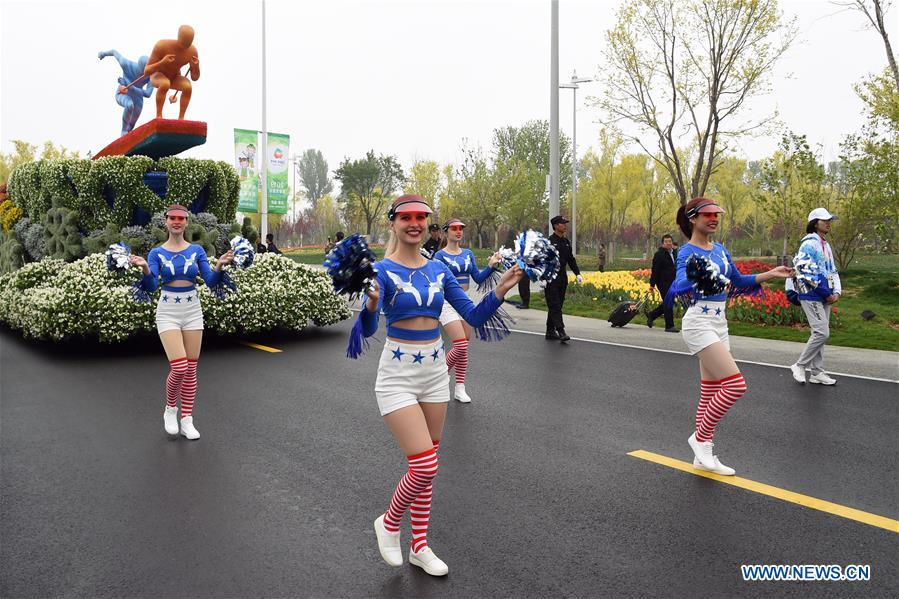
(546, 215, 582, 342)
(646, 233, 679, 332)
(422, 224, 441, 259)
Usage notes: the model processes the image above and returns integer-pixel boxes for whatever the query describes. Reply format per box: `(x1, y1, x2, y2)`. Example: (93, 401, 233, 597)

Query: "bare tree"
(836, 0, 899, 91)
(598, 0, 797, 204)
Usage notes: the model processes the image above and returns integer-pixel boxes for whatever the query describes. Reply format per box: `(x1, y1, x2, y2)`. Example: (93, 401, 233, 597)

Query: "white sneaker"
(373, 515, 402, 567)
(453, 384, 472, 403)
(688, 432, 717, 470)
(163, 406, 179, 435)
(693, 456, 736, 476)
(809, 372, 837, 385)
(789, 363, 806, 384)
(409, 546, 449, 576)
(179, 416, 200, 440)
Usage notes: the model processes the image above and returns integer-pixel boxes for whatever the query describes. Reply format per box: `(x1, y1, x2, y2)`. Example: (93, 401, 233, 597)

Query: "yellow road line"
(239, 341, 283, 353)
(628, 450, 899, 534)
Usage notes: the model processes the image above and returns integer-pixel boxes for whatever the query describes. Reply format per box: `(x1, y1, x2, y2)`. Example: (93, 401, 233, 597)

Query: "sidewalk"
(497, 289, 898, 383)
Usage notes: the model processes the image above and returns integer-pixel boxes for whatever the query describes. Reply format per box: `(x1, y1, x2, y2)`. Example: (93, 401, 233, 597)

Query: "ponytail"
(676, 204, 692, 239)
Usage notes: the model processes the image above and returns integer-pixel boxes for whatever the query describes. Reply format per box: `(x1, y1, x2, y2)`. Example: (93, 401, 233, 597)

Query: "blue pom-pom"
(129, 281, 151, 303)
(210, 271, 237, 299)
(476, 270, 501, 293)
(324, 234, 377, 298)
(498, 229, 560, 283)
(230, 236, 255, 269)
(346, 310, 371, 359)
(686, 254, 730, 297)
(475, 305, 514, 341)
(106, 242, 131, 273)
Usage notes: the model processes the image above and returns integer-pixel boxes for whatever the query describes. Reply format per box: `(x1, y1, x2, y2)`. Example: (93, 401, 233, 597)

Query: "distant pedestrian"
(597, 243, 606, 272)
(646, 234, 679, 332)
(266, 233, 282, 255)
(422, 224, 441, 259)
(788, 208, 841, 385)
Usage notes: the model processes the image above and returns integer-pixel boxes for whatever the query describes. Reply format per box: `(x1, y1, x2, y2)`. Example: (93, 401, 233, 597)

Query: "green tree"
(492, 120, 572, 200)
(334, 150, 405, 240)
(404, 160, 444, 222)
(452, 148, 501, 248)
(297, 149, 333, 206)
(599, 0, 796, 204)
(307, 193, 344, 246)
(1, 140, 81, 184)
(758, 133, 829, 256)
(707, 157, 755, 244)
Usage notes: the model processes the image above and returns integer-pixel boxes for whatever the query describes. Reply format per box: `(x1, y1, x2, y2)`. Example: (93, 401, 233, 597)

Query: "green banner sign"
(234, 128, 259, 213)
(266, 132, 290, 215)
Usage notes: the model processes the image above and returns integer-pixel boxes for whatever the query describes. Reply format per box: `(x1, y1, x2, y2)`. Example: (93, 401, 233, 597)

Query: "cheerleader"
(432, 218, 501, 403)
(130, 204, 234, 440)
(668, 198, 792, 475)
(355, 195, 522, 576)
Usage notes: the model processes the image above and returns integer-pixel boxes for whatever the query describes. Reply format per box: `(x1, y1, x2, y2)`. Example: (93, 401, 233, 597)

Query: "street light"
(560, 69, 593, 256)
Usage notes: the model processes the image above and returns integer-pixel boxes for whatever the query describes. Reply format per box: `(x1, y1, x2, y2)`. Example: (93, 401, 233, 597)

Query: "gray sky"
(1, 0, 894, 184)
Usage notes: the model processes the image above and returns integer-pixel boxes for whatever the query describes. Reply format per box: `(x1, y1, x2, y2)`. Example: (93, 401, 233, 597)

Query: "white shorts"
(374, 339, 449, 416)
(680, 301, 729, 355)
(439, 300, 462, 326)
(155, 288, 204, 333)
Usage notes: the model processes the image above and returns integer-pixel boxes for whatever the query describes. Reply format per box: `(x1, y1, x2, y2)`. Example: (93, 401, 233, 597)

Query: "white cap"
(808, 208, 837, 222)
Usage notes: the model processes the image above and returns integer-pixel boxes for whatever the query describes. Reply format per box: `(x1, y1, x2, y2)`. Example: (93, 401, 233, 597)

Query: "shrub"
(120, 225, 157, 256)
(42, 204, 84, 261)
(0, 253, 350, 342)
(6, 156, 240, 231)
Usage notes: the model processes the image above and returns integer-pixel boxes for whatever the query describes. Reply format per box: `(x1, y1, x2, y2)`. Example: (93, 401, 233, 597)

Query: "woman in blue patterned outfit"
(357, 196, 522, 576)
(130, 204, 234, 440)
(668, 198, 792, 475)
(432, 218, 501, 403)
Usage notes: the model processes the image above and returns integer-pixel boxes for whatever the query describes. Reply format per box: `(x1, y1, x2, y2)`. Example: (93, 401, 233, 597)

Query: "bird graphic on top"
(160, 255, 176, 276)
(182, 252, 198, 274)
(386, 271, 423, 306)
(441, 255, 460, 271)
(422, 272, 445, 306)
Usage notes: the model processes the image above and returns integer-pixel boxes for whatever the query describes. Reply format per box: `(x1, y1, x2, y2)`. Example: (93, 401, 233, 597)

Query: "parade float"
(0, 26, 349, 341)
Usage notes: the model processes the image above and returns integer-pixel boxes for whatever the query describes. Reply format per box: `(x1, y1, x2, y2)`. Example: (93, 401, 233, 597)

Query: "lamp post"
(560, 70, 593, 255)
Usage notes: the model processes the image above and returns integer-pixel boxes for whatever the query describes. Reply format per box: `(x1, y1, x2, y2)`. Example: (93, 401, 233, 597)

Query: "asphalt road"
(1, 321, 897, 598)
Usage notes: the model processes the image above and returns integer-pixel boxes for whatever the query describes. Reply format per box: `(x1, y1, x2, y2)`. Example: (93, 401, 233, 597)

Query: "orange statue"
(144, 25, 200, 119)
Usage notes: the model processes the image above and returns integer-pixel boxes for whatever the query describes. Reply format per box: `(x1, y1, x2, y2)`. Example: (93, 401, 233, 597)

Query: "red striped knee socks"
(696, 373, 747, 442)
(383, 445, 439, 544)
(410, 440, 439, 552)
(181, 358, 198, 417)
(445, 339, 469, 384)
(166, 357, 188, 408)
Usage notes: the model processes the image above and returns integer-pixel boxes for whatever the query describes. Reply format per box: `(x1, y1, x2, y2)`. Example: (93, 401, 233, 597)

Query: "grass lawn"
(526, 253, 899, 352)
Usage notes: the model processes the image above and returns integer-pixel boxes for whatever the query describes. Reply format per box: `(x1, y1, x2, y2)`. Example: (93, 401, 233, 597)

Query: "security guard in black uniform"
(546, 215, 582, 342)
(422, 224, 442, 259)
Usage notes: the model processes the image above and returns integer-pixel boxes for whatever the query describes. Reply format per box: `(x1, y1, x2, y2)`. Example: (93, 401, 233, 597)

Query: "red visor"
(443, 219, 466, 230)
(687, 202, 725, 218)
(389, 195, 433, 219)
(393, 201, 433, 215)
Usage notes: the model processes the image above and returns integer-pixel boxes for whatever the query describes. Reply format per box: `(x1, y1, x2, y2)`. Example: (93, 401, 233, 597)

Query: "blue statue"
(98, 49, 155, 137)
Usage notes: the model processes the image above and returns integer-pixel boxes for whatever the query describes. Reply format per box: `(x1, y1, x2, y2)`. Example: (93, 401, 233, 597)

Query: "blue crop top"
(359, 258, 503, 338)
(140, 244, 223, 292)
(667, 242, 758, 304)
(433, 248, 494, 287)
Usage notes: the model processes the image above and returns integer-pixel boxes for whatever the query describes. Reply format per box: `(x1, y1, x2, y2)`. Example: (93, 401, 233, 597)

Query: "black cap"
(428, 224, 440, 232)
(550, 215, 570, 226)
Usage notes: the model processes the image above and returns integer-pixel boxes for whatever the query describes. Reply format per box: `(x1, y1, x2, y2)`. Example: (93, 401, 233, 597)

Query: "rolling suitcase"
(607, 293, 651, 328)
